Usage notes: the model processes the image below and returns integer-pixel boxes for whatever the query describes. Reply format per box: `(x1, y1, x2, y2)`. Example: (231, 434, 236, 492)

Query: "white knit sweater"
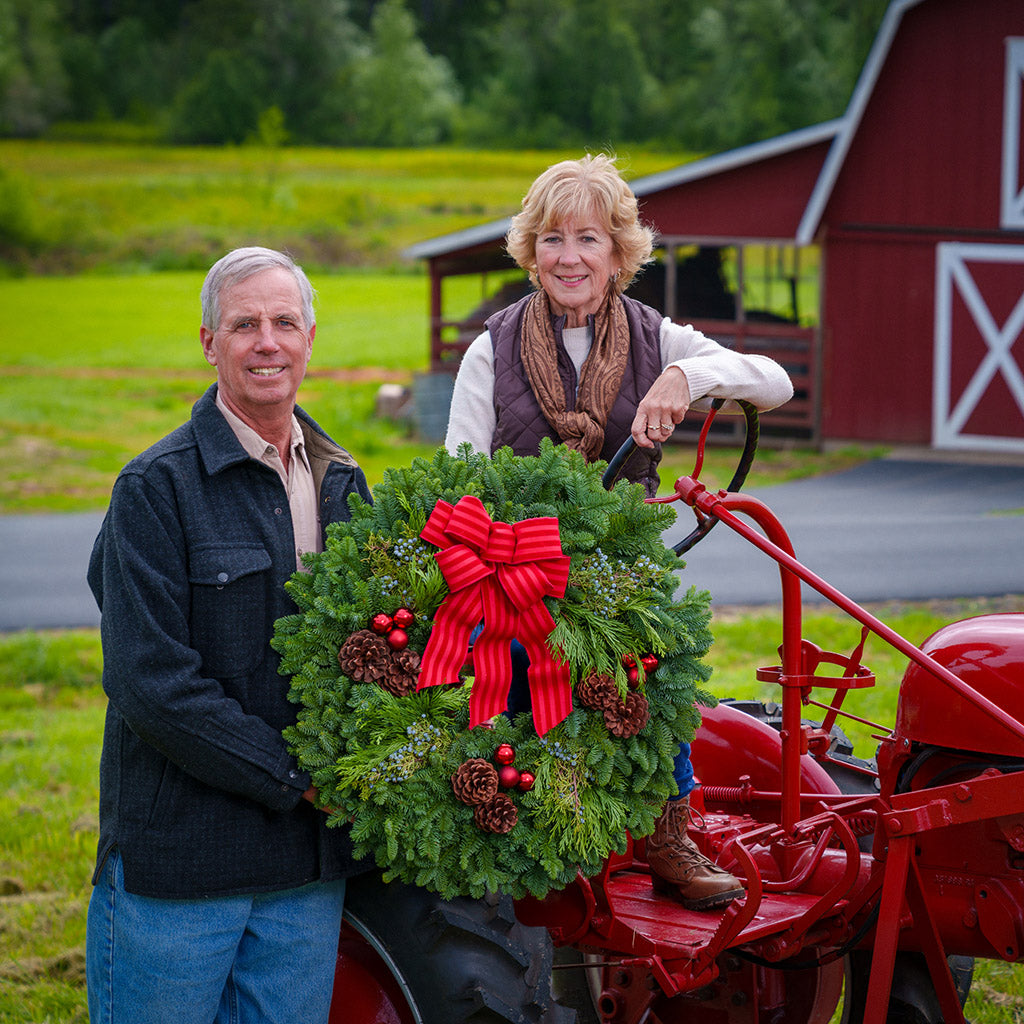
(445, 317, 794, 454)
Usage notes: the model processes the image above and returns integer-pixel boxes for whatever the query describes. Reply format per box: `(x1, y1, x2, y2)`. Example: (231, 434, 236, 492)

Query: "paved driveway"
(665, 455, 1024, 607)
(1, 455, 1022, 631)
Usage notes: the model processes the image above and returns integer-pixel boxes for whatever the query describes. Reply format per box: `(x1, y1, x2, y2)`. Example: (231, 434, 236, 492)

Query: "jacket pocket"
(188, 543, 272, 679)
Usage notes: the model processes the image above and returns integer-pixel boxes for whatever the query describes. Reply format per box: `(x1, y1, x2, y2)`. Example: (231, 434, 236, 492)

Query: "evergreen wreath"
(273, 439, 717, 900)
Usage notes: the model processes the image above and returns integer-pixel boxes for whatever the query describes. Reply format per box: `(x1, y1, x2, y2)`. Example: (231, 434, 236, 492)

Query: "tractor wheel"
(725, 700, 974, 1024)
(330, 872, 576, 1024)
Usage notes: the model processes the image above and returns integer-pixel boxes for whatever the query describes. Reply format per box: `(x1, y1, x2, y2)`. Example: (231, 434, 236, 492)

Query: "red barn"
(406, 0, 1024, 454)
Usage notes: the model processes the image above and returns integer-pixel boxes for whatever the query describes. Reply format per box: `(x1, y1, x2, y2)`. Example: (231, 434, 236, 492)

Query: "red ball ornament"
(371, 613, 393, 634)
(494, 743, 515, 765)
(640, 655, 659, 673)
(621, 653, 636, 668)
(497, 765, 521, 789)
(627, 666, 640, 688)
(393, 607, 415, 629)
(387, 628, 409, 651)
(517, 771, 536, 792)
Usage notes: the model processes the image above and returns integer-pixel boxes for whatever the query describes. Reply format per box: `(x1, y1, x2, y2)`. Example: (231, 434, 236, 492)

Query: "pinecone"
(379, 648, 421, 697)
(603, 692, 651, 738)
(473, 794, 518, 834)
(338, 629, 390, 682)
(576, 671, 620, 710)
(451, 759, 499, 805)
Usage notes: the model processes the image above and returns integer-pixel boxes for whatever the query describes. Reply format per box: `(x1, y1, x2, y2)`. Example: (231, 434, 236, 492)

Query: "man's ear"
(306, 323, 315, 363)
(200, 326, 217, 366)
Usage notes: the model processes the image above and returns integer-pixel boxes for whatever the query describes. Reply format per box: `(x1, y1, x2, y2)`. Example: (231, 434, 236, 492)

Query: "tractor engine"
(876, 613, 1024, 962)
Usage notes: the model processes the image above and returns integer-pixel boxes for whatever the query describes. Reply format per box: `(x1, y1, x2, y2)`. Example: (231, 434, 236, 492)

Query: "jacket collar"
(192, 383, 358, 476)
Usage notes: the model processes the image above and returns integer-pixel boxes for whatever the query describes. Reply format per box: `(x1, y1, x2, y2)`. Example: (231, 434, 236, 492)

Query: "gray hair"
(200, 247, 316, 330)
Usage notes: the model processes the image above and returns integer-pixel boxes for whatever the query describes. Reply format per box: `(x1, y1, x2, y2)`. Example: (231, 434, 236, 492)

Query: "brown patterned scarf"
(520, 290, 630, 461)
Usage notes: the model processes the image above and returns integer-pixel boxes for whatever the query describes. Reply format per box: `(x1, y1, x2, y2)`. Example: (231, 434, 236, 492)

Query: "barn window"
(1002, 37, 1024, 229)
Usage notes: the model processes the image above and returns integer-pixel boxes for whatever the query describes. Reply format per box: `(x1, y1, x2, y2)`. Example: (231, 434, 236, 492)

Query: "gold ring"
(660, 423, 673, 429)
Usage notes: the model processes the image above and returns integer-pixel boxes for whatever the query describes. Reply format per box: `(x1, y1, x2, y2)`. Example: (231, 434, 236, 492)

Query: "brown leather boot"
(646, 796, 744, 911)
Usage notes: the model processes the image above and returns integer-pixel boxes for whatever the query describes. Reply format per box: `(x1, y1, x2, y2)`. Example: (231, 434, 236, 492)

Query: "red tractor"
(327, 404, 1023, 1024)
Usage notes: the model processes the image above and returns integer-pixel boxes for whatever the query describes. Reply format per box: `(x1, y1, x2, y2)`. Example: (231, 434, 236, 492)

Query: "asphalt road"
(1, 455, 1022, 632)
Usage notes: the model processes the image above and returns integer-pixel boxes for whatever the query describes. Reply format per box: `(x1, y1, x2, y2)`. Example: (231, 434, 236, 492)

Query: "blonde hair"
(506, 154, 655, 293)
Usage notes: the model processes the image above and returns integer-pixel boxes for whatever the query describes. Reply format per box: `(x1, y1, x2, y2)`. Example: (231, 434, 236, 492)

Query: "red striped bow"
(416, 495, 573, 736)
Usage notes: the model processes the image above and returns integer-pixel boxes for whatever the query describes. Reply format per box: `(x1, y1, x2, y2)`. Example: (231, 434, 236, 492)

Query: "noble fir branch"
(272, 439, 717, 900)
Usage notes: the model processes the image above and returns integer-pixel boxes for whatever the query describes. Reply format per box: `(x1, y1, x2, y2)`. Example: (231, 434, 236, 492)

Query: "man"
(86, 247, 371, 1023)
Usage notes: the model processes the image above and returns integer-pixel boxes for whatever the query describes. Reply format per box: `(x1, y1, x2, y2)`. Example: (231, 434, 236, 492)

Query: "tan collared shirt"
(215, 393, 321, 570)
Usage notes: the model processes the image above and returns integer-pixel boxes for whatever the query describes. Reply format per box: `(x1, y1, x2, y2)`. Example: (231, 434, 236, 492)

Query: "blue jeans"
(502, 635, 695, 800)
(86, 848, 345, 1024)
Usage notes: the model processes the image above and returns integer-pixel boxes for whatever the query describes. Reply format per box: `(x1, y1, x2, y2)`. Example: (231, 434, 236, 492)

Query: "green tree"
(168, 48, 263, 143)
(95, 15, 173, 121)
(345, 0, 460, 145)
(250, 0, 364, 142)
(0, 0, 66, 135)
(461, 0, 657, 148)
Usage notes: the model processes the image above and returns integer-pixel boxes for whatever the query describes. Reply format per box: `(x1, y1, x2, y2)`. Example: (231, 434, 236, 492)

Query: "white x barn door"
(933, 243, 1024, 452)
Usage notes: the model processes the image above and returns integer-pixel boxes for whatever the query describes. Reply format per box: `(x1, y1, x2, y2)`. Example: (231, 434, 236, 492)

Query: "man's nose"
(254, 320, 279, 348)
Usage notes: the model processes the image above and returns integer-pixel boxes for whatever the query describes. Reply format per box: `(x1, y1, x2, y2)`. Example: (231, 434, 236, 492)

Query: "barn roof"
(404, 0, 931, 260)
(796, 0, 925, 243)
(403, 119, 844, 261)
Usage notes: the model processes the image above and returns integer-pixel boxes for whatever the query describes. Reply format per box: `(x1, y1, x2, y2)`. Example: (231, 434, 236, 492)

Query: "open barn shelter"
(405, 0, 1024, 454)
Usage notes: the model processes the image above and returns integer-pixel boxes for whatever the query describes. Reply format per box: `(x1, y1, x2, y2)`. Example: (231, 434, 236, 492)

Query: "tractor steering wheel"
(602, 398, 760, 556)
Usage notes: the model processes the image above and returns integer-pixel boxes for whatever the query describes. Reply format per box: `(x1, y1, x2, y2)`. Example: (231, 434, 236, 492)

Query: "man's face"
(200, 267, 314, 429)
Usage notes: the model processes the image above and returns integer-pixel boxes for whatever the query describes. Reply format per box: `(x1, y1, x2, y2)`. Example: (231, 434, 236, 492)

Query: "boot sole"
(651, 873, 745, 911)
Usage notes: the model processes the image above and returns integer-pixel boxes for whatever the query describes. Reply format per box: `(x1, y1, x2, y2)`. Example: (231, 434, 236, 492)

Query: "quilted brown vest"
(487, 293, 664, 496)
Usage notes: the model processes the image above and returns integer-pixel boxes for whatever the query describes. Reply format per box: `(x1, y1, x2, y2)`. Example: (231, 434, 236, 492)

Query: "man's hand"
(302, 786, 332, 814)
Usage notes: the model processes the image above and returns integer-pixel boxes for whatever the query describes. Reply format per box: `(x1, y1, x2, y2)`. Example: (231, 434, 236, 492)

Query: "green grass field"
(1, 142, 1021, 1021)
(3, 605, 1023, 1023)
(0, 141, 696, 273)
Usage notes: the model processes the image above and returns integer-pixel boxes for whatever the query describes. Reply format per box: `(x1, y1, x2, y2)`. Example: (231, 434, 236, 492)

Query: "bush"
(168, 49, 263, 145)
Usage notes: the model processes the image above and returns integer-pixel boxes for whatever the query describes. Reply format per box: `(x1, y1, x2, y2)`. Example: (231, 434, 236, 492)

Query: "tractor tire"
(332, 872, 577, 1024)
(725, 700, 974, 1024)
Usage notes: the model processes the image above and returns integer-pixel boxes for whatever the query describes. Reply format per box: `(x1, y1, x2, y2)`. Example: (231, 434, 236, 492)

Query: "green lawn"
(3, 609, 1023, 1023)
(1, 139, 1021, 1019)
(0, 141, 695, 274)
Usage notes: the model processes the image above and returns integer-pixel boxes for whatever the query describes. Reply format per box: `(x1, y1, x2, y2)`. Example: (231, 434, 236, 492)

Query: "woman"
(445, 154, 793, 911)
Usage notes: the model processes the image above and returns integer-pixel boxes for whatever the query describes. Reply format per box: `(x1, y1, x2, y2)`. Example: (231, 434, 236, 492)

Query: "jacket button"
(217, 572, 229, 583)
(274, 507, 283, 515)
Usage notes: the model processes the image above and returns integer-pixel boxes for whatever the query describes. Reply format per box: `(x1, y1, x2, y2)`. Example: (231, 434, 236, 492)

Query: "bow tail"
(417, 586, 482, 690)
(519, 603, 573, 737)
(467, 582, 517, 728)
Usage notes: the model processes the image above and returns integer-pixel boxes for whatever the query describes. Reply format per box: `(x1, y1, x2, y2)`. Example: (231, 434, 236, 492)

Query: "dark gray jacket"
(88, 384, 372, 898)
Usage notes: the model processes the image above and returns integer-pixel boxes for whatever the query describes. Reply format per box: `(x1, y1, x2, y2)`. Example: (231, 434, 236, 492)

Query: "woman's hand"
(631, 366, 691, 448)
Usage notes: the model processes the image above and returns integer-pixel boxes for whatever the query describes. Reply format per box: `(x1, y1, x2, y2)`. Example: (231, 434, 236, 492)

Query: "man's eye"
(276, 318, 296, 328)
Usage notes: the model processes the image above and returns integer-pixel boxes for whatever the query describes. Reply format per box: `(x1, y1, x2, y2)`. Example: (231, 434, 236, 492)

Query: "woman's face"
(534, 214, 620, 327)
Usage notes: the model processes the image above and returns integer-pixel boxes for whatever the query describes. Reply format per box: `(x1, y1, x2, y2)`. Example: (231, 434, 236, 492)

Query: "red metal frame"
(513, 438, 1024, 1023)
(330, 412, 1024, 1024)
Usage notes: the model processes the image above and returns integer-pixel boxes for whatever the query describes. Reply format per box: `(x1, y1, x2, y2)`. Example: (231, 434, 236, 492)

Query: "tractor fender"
(690, 700, 841, 796)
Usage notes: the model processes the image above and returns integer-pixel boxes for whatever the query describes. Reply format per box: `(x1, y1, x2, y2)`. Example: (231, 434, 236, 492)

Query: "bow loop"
(416, 496, 573, 735)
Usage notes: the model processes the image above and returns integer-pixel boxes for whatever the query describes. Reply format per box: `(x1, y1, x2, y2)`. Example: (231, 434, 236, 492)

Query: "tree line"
(3, 0, 888, 151)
